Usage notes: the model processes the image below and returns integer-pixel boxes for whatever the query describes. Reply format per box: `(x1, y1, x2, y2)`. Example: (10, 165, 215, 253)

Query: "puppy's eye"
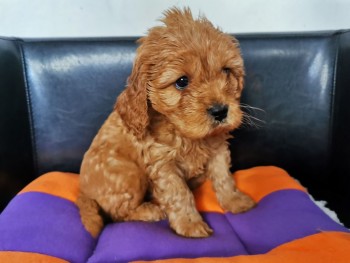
(175, 76, 189, 90)
(222, 67, 231, 75)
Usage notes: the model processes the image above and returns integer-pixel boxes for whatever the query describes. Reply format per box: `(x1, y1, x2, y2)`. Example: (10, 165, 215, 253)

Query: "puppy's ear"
(115, 53, 149, 139)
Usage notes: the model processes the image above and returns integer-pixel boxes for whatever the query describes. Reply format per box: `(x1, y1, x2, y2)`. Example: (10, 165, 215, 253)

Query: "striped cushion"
(0, 166, 349, 263)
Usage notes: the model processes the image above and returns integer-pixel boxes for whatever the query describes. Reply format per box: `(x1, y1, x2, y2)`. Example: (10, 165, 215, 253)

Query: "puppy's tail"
(77, 193, 104, 238)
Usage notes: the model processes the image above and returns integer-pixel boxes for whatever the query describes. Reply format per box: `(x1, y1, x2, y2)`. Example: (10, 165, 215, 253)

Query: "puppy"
(77, 7, 255, 238)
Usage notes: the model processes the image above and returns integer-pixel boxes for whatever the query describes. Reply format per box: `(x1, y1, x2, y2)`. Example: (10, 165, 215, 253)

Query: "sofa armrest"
(330, 30, 350, 224)
(0, 38, 35, 209)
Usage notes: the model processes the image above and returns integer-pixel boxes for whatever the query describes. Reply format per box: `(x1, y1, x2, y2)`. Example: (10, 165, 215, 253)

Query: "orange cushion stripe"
(17, 166, 306, 211)
(194, 166, 306, 213)
(234, 166, 306, 202)
(18, 172, 79, 203)
(0, 251, 69, 263)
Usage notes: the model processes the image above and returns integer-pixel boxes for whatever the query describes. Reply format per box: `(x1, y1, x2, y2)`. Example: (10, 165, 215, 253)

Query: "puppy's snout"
(207, 104, 228, 122)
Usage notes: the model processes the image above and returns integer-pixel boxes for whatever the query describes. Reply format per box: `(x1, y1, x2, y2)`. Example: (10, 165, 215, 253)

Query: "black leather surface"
(231, 34, 337, 191)
(0, 31, 349, 225)
(330, 31, 350, 225)
(0, 39, 34, 209)
(230, 31, 350, 225)
(22, 39, 136, 175)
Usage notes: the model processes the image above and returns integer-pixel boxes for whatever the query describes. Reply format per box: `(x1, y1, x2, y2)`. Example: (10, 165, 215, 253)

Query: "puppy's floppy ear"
(115, 47, 149, 139)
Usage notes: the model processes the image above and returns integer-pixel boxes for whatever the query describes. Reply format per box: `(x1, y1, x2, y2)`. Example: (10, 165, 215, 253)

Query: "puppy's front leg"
(208, 144, 255, 213)
(150, 164, 213, 238)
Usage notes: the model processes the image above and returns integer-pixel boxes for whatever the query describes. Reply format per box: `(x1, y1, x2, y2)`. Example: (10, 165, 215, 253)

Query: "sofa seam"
(18, 41, 39, 176)
(327, 32, 340, 180)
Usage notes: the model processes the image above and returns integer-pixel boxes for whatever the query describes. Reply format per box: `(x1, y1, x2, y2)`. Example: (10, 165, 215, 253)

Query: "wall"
(0, 0, 350, 38)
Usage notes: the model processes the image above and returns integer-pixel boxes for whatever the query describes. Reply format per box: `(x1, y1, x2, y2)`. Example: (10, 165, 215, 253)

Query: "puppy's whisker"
(240, 103, 266, 129)
(240, 103, 265, 114)
(242, 114, 265, 128)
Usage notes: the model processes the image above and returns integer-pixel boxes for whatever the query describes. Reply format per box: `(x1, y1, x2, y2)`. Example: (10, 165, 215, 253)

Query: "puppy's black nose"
(207, 104, 228, 122)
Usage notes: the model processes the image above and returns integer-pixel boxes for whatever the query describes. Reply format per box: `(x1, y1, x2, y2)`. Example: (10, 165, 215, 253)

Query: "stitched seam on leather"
(328, 33, 340, 173)
(18, 41, 39, 176)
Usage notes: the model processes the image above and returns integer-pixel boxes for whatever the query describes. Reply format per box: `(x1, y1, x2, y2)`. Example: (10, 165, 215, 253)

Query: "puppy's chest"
(176, 141, 212, 178)
(146, 136, 213, 179)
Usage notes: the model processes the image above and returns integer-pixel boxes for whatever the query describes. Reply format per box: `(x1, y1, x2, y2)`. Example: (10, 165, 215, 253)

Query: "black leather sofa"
(1, 30, 349, 227)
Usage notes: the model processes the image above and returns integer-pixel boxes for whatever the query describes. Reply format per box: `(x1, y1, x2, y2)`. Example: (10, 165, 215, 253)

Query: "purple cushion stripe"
(88, 213, 248, 263)
(0, 192, 96, 263)
(225, 189, 349, 254)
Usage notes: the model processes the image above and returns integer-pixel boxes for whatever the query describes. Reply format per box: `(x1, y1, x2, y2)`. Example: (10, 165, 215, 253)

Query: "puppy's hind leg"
(96, 161, 165, 224)
(125, 202, 166, 221)
(77, 193, 104, 238)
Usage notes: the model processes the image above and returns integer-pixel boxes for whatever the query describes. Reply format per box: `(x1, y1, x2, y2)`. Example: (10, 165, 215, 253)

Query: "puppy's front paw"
(171, 216, 213, 238)
(222, 191, 256, 214)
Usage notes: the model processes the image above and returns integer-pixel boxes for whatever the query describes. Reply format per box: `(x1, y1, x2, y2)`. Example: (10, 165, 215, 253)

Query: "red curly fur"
(78, 7, 255, 238)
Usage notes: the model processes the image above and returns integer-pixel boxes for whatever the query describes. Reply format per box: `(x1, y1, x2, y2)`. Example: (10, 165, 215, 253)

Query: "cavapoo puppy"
(78, 7, 255, 238)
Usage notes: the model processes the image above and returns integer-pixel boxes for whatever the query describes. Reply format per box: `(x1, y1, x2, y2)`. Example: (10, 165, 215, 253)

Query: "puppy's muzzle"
(207, 104, 228, 122)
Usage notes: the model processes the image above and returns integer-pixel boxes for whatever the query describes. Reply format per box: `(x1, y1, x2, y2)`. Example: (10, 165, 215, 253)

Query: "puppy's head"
(116, 7, 244, 139)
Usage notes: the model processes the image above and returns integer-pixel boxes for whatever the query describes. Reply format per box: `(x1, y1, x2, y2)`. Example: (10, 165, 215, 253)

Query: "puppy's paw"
(149, 205, 167, 221)
(126, 202, 166, 221)
(83, 218, 104, 238)
(222, 191, 256, 214)
(171, 216, 213, 238)
(77, 194, 104, 238)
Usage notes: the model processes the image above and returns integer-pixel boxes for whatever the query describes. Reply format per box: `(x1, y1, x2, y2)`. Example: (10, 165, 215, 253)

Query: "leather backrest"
(231, 33, 338, 191)
(20, 39, 136, 175)
(1, 32, 348, 190)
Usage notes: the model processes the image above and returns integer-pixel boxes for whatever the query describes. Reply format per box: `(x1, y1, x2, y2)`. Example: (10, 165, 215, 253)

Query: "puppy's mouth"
(210, 117, 232, 131)
(212, 119, 227, 127)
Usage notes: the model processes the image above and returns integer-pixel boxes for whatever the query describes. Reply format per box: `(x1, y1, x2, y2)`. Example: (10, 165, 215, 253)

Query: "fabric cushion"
(0, 166, 349, 263)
